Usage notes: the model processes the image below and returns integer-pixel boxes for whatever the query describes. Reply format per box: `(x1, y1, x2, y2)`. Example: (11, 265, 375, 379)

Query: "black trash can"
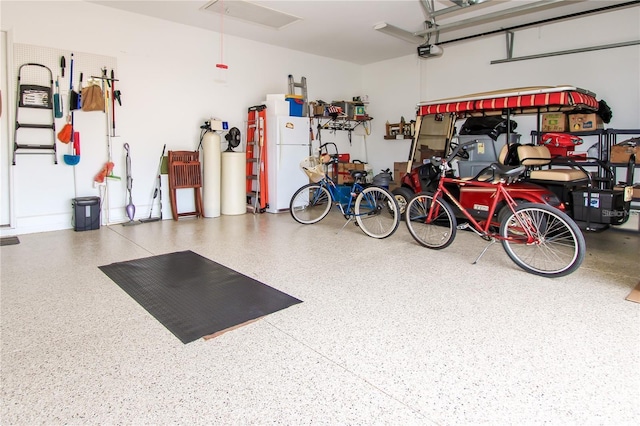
(373, 170, 392, 189)
(72, 196, 101, 231)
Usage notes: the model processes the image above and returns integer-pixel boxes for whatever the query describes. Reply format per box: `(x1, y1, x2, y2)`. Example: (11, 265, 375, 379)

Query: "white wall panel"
(1, 0, 361, 234)
(363, 7, 640, 174)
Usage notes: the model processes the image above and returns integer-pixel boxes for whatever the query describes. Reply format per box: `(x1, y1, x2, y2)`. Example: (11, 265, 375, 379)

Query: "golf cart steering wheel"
(449, 140, 470, 160)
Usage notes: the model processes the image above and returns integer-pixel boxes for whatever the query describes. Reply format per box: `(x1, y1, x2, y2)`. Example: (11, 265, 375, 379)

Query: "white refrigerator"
(266, 115, 311, 213)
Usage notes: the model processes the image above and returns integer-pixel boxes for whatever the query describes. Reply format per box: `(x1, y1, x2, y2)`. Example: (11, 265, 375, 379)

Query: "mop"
(122, 143, 139, 226)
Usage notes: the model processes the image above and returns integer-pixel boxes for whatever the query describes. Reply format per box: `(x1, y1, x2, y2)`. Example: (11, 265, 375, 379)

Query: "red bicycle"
(405, 140, 586, 277)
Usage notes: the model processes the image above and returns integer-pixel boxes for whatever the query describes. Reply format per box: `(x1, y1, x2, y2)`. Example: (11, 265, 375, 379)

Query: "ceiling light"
(201, 0, 302, 30)
(450, 0, 491, 6)
(373, 22, 425, 44)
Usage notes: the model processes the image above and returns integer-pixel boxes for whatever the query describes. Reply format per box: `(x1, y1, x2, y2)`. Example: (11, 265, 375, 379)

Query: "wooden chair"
(168, 150, 204, 220)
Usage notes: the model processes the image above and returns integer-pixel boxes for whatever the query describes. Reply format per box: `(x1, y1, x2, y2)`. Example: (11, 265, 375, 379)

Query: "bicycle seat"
(491, 163, 526, 180)
(349, 169, 368, 181)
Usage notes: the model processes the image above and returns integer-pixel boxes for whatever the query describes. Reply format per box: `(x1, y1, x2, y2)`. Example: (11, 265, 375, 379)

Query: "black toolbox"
(571, 188, 630, 225)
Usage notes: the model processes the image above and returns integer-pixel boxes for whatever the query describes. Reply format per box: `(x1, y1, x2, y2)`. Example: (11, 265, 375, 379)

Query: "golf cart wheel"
(392, 187, 414, 216)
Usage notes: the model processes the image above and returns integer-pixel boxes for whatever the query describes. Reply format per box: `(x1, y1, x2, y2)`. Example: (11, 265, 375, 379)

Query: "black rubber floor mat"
(0, 236, 20, 246)
(99, 250, 302, 343)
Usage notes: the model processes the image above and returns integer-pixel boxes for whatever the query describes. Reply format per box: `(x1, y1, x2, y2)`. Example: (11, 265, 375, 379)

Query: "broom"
(140, 144, 166, 223)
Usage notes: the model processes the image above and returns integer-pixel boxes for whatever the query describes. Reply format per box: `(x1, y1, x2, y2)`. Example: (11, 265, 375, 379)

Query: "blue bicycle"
(289, 154, 400, 239)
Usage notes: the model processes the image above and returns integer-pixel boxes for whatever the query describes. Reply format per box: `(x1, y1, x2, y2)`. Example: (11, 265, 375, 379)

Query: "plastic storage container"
(458, 133, 520, 162)
(334, 185, 352, 205)
(72, 196, 100, 231)
(457, 161, 494, 178)
(571, 189, 629, 225)
(285, 96, 304, 117)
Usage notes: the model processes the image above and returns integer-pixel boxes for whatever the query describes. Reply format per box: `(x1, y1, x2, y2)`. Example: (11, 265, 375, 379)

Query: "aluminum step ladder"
(245, 105, 269, 213)
(12, 63, 57, 164)
(287, 74, 308, 117)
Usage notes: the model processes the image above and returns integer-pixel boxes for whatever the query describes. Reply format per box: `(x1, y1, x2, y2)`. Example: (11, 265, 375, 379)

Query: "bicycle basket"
(300, 156, 326, 182)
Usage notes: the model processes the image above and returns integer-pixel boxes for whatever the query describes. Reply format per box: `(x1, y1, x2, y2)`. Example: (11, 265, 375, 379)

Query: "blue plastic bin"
(286, 97, 304, 117)
(334, 185, 352, 204)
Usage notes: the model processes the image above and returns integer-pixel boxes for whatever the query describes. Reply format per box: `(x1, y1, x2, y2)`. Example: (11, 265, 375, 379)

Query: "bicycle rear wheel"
(500, 203, 585, 277)
(354, 186, 400, 239)
(405, 192, 457, 249)
(289, 183, 332, 224)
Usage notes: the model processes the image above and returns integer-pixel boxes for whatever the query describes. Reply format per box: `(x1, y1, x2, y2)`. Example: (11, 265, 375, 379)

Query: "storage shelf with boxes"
(335, 162, 365, 185)
(541, 112, 605, 133)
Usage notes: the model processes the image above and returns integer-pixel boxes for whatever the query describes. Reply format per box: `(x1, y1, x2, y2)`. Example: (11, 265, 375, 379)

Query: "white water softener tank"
(201, 130, 221, 218)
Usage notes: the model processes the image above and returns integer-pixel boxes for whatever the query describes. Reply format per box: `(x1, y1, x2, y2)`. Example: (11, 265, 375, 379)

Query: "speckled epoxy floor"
(1, 211, 639, 425)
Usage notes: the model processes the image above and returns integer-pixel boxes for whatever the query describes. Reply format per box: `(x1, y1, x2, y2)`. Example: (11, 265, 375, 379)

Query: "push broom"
(140, 144, 166, 223)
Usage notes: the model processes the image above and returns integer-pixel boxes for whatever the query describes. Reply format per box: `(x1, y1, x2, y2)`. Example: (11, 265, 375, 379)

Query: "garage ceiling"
(89, 0, 637, 64)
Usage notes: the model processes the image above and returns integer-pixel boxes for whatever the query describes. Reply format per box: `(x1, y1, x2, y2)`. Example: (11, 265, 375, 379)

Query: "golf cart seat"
(499, 144, 589, 182)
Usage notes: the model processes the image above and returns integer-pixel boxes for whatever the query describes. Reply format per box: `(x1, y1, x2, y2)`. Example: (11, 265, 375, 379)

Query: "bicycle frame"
(430, 176, 535, 244)
(319, 177, 368, 218)
(405, 140, 586, 276)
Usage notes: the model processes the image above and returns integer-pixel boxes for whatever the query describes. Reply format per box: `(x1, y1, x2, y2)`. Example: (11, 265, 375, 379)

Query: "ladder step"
(246, 105, 268, 212)
(13, 63, 57, 166)
(15, 144, 56, 150)
(16, 122, 55, 130)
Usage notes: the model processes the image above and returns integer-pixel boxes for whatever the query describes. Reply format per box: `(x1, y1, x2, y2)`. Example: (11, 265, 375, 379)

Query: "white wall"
(363, 6, 640, 173)
(2, 2, 639, 235)
(1, 0, 362, 235)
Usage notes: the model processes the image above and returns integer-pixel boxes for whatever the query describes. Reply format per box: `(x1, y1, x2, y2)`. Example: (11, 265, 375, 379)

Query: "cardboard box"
(393, 161, 421, 185)
(337, 162, 365, 185)
(610, 142, 640, 164)
(541, 113, 569, 132)
(626, 281, 640, 304)
(310, 102, 326, 117)
(568, 113, 604, 132)
(419, 146, 445, 162)
(614, 184, 640, 200)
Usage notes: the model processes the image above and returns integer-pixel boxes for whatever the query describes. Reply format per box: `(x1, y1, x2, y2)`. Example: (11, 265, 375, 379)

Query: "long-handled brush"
(140, 144, 166, 223)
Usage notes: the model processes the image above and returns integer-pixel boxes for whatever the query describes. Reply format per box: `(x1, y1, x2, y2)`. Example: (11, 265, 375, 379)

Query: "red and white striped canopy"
(417, 86, 599, 116)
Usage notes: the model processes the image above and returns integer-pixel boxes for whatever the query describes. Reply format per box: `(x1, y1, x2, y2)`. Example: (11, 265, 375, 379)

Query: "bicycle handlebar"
(446, 138, 480, 163)
(427, 139, 481, 169)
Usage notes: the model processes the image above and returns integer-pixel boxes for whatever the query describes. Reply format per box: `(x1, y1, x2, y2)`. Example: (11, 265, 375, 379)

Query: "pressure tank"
(202, 131, 221, 217)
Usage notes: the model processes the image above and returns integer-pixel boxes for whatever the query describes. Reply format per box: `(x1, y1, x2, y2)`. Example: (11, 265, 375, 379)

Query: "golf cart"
(393, 86, 634, 231)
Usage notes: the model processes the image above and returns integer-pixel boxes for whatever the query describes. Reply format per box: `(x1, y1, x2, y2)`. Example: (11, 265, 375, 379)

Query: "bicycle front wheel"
(354, 186, 400, 238)
(500, 203, 585, 277)
(289, 183, 332, 224)
(405, 192, 457, 249)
